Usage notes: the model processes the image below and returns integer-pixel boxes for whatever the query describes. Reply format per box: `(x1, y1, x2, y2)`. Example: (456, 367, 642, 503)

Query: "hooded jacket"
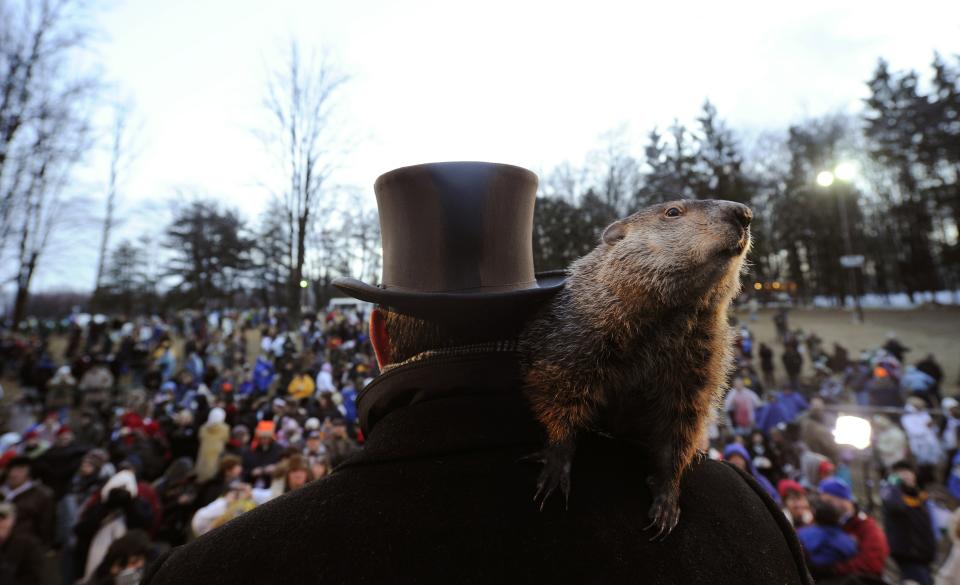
(723, 443, 781, 504)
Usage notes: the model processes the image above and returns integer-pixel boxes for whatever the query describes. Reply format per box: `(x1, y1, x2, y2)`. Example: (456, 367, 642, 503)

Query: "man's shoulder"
(146, 454, 810, 585)
(144, 475, 354, 584)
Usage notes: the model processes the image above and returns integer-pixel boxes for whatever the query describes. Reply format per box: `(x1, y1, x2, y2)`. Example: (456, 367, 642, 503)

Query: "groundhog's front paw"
(644, 480, 680, 542)
(519, 443, 574, 512)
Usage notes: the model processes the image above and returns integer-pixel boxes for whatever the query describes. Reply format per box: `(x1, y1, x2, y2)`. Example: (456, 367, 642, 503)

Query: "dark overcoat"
(145, 351, 813, 585)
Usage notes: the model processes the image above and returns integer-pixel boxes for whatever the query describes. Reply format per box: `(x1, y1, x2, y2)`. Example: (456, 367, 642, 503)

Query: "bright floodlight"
(299, 279, 309, 289)
(835, 162, 857, 181)
(833, 415, 871, 450)
(816, 171, 835, 187)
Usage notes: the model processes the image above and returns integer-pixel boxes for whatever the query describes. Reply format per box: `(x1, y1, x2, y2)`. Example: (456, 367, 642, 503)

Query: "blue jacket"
(797, 524, 858, 568)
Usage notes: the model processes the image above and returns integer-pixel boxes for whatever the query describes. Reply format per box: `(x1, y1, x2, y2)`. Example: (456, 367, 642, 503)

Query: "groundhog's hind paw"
(644, 485, 680, 542)
(519, 444, 573, 512)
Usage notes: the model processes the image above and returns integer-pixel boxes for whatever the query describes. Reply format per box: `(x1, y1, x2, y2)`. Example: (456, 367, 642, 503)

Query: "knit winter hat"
(819, 478, 853, 501)
(777, 479, 805, 499)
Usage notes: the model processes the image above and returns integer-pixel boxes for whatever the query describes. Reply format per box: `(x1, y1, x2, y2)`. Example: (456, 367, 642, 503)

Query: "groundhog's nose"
(725, 202, 752, 229)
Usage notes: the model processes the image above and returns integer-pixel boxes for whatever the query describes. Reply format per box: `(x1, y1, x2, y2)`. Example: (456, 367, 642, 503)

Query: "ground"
(735, 306, 960, 396)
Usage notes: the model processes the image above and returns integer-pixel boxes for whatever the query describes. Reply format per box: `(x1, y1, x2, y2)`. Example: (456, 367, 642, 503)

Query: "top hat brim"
(332, 271, 566, 322)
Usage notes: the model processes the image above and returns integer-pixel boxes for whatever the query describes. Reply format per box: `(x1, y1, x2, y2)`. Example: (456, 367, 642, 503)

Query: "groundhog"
(518, 198, 752, 540)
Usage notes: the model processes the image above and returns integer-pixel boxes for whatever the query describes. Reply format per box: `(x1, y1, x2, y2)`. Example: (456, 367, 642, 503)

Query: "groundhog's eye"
(665, 207, 683, 218)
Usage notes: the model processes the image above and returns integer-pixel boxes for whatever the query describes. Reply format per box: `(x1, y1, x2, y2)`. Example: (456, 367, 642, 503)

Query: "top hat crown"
(333, 161, 564, 320)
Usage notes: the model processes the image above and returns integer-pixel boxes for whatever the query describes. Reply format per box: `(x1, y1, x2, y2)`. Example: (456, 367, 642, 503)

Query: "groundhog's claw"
(644, 480, 680, 541)
(519, 443, 574, 511)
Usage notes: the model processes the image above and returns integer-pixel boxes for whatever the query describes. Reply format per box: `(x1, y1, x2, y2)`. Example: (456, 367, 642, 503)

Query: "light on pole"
(818, 163, 864, 323)
(816, 171, 835, 187)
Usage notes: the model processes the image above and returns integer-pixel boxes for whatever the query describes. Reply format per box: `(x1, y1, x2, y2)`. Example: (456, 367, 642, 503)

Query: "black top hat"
(333, 162, 565, 321)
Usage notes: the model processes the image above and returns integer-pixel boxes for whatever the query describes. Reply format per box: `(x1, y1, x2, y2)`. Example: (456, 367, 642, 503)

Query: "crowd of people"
(0, 304, 958, 584)
(0, 307, 373, 584)
(716, 308, 957, 585)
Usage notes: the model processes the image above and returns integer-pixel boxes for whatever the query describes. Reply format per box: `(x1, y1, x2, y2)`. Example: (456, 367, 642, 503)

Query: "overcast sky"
(23, 0, 960, 291)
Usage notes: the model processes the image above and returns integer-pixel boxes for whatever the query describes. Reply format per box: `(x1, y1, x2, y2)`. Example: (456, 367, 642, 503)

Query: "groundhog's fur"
(519, 198, 752, 540)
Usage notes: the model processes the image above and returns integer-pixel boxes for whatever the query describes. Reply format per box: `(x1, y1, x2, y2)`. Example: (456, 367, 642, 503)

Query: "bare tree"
(261, 40, 349, 323)
(0, 0, 98, 324)
(94, 103, 136, 291)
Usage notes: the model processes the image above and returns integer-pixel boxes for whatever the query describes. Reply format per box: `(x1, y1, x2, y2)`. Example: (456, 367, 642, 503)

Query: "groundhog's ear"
(601, 220, 627, 245)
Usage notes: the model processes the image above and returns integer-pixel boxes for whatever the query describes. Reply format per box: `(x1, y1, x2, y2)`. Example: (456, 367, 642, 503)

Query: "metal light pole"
(817, 167, 865, 323)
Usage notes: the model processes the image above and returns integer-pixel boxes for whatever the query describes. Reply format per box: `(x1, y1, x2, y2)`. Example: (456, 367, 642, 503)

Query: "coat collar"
(344, 351, 543, 468)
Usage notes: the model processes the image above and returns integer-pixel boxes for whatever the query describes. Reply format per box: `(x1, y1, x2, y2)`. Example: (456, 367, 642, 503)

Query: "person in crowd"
(867, 365, 904, 408)
(242, 421, 282, 489)
(903, 364, 939, 408)
(817, 478, 890, 579)
(874, 415, 909, 476)
(75, 409, 106, 449)
(82, 529, 152, 585)
(723, 443, 781, 504)
(322, 418, 359, 467)
(195, 408, 229, 484)
(152, 457, 197, 547)
(916, 353, 944, 396)
(196, 456, 243, 509)
(782, 346, 803, 391)
(759, 342, 776, 388)
(60, 449, 113, 583)
(882, 461, 937, 585)
(287, 369, 315, 402)
(74, 470, 154, 581)
(314, 363, 336, 397)
(797, 498, 858, 576)
(778, 479, 812, 529)
(190, 481, 263, 538)
(0, 501, 44, 585)
(0, 457, 54, 547)
(797, 397, 838, 461)
(167, 410, 198, 462)
(943, 398, 960, 477)
(34, 426, 87, 502)
(725, 376, 762, 435)
(902, 396, 945, 486)
(78, 359, 114, 411)
(46, 365, 76, 416)
(883, 332, 909, 363)
(268, 454, 314, 499)
(936, 506, 960, 585)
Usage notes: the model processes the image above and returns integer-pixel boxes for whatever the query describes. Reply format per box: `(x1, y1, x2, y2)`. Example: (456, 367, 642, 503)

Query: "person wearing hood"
(882, 460, 936, 585)
(723, 443, 781, 504)
(195, 408, 229, 484)
(74, 470, 153, 581)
